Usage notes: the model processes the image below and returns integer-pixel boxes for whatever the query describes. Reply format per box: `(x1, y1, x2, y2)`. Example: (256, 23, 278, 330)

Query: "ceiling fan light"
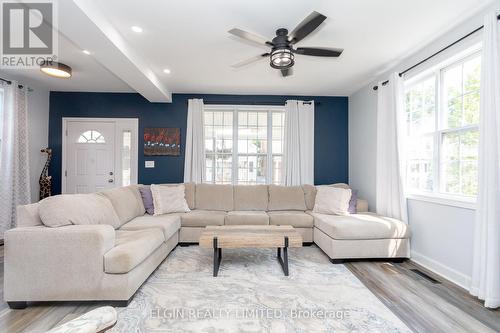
(40, 61, 72, 78)
(270, 48, 294, 69)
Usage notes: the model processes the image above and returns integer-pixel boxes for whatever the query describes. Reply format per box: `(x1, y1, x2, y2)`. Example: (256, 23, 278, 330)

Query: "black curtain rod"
(0, 77, 30, 90)
(373, 14, 500, 91)
(203, 100, 318, 106)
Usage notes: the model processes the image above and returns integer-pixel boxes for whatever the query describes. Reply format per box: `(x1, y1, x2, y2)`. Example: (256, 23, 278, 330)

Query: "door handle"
(109, 172, 114, 175)
(108, 179, 114, 183)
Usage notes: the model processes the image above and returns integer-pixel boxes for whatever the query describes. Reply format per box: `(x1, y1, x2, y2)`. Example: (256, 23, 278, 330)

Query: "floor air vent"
(410, 269, 441, 284)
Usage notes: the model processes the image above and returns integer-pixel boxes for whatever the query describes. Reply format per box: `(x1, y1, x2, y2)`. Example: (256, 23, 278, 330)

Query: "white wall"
(349, 86, 377, 209)
(348, 2, 500, 289)
(27, 86, 50, 203)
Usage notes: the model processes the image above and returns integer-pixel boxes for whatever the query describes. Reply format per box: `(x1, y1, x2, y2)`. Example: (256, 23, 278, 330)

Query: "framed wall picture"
(144, 128, 180, 156)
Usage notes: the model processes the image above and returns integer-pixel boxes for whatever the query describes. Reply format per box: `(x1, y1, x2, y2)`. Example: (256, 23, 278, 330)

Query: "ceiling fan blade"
(228, 28, 273, 47)
(281, 68, 293, 77)
(231, 53, 269, 68)
(289, 11, 327, 44)
(294, 47, 343, 57)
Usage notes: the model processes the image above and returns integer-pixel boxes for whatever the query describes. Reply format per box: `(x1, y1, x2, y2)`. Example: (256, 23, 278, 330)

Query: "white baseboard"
(410, 251, 471, 290)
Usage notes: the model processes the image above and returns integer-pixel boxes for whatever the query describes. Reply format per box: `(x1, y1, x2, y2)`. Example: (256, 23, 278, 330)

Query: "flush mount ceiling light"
(40, 61, 72, 79)
(163, 68, 171, 74)
(82, 49, 91, 55)
(131, 26, 143, 33)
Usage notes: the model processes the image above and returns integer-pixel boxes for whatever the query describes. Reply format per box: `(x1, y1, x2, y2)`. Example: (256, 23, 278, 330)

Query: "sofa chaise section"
(312, 212, 410, 262)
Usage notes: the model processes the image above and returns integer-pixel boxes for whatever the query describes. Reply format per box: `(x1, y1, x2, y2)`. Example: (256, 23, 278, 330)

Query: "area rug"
(112, 245, 411, 332)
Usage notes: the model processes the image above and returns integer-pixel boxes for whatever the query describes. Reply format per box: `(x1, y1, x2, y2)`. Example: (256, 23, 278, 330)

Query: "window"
(122, 130, 132, 186)
(404, 51, 481, 199)
(77, 130, 105, 143)
(204, 105, 284, 184)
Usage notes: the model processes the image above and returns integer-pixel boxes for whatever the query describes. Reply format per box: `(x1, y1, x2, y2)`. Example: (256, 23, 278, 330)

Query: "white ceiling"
(1, 0, 494, 99)
(0, 33, 133, 92)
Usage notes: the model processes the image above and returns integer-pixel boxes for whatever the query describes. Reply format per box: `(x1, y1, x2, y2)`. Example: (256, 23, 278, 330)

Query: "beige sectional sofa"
(4, 183, 410, 309)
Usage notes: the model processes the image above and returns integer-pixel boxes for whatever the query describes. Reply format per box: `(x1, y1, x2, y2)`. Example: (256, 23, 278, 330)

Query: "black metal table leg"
(277, 236, 289, 276)
(213, 237, 222, 277)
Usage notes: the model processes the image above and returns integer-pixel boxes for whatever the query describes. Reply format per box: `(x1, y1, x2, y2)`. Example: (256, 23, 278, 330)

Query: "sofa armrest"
(4, 225, 115, 301)
(357, 199, 369, 212)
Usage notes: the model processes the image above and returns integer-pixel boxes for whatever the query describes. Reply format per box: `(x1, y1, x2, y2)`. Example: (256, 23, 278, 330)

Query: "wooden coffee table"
(199, 225, 303, 277)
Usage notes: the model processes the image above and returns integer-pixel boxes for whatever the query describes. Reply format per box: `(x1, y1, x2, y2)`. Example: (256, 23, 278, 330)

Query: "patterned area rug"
(112, 245, 411, 332)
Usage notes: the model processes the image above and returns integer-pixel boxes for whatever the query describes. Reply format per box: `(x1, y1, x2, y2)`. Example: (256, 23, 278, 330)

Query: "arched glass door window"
(77, 130, 106, 143)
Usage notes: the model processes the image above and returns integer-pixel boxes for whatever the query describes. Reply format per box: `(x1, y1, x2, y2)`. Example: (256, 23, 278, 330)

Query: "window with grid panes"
(204, 105, 284, 185)
(404, 51, 481, 198)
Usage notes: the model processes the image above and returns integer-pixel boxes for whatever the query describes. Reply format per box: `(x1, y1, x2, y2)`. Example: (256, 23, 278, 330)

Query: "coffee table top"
(199, 225, 303, 249)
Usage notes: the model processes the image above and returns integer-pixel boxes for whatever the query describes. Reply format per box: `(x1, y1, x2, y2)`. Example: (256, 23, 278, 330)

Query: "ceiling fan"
(229, 11, 343, 77)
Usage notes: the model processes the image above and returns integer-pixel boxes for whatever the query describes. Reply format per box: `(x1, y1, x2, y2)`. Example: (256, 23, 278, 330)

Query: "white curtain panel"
(470, 12, 500, 309)
(283, 100, 314, 185)
(0, 82, 30, 238)
(183, 99, 205, 183)
(375, 73, 407, 222)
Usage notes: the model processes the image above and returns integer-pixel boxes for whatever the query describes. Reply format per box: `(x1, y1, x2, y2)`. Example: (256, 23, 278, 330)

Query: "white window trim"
(403, 46, 481, 209)
(203, 104, 285, 185)
(406, 192, 476, 210)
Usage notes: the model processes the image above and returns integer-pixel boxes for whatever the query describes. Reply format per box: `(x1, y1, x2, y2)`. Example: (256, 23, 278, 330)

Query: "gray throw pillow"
(348, 189, 358, 214)
(139, 186, 154, 215)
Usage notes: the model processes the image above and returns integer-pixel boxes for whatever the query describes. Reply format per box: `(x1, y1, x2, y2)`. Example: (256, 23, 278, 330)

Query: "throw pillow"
(38, 193, 121, 228)
(313, 186, 352, 215)
(348, 189, 358, 214)
(150, 184, 190, 215)
(139, 186, 154, 215)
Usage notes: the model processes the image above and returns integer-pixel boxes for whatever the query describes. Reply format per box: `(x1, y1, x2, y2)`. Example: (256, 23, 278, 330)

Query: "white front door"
(66, 121, 116, 193)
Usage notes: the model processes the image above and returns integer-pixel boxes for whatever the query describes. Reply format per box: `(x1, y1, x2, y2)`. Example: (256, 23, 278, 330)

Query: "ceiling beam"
(57, 0, 171, 102)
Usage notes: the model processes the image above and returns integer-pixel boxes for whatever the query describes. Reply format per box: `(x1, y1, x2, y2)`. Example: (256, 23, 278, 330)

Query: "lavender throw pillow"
(139, 186, 154, 215)
(348, 189, 358, 214)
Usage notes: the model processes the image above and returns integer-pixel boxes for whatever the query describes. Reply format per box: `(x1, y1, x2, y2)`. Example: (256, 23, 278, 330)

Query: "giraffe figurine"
(39, 148, 52, 200)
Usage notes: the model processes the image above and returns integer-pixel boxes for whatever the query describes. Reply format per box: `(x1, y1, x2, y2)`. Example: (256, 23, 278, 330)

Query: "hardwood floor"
(0, 245, 498, 332)
(346, 260, 500, 333)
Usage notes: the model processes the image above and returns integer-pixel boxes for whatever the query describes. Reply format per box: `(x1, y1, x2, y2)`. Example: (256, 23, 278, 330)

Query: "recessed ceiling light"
(163, 68, 171, 74)
(40, 61, 72, 79)
(82, 50, 91, 55)
(131, 26, 143, 33)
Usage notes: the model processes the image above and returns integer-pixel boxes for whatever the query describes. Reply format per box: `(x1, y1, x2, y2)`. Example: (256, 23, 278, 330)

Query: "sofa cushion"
(38, 194, 121, 229)
(268, 211, 314, 228)
(180, 210, 226, 227)
(268, 185, 306, 211)
(302, 184, 316, 211)
(225, 211, 269, 225)
(312, 212, 410, 240)
(302, 183, 351, 210)
(195, 184, 233, 211)
(158, 182, 195, 209)
(100, 185, 145, 226)
(120, 214, 181, 241)
(348, 189, 358, 214)
(17, 202, 42, 227)
(233, 185, 268, 211)
(138, 186, 154, 215)
(313, 186, 352, 215)
(104, 229, 164, 274)
(184, 182, 196, 209)
(151, 184, 190, 215)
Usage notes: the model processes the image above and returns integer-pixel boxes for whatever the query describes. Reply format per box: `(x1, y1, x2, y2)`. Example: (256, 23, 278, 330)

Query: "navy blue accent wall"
(49, 92, 348, 194)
